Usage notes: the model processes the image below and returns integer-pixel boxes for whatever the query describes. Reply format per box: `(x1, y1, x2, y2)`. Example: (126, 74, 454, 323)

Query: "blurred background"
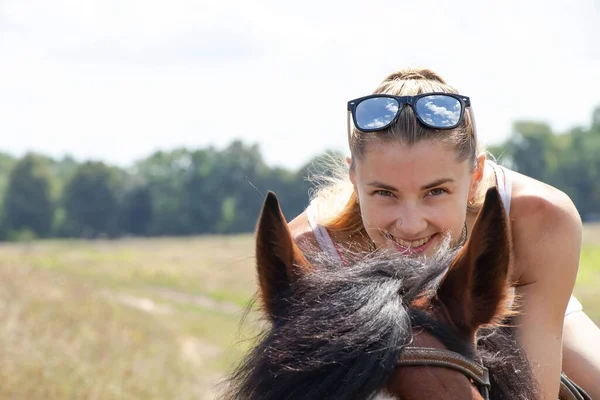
(0, 0, 598, 399)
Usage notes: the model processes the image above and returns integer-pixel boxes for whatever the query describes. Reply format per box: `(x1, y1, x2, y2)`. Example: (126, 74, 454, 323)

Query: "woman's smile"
(383, 231, 438, 255)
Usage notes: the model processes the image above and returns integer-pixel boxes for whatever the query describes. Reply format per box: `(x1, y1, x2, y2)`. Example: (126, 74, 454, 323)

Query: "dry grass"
(0, 235, 262, 400)
(0, 228, 597, 399)
(0, 235, 258, 306)
(573, 223, 600, 322)
(582, 223, 600, 246)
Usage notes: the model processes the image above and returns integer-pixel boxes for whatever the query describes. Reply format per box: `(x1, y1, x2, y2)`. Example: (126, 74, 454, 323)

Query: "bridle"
(396, 347, 592, 400)
(397, 347, 491, 399)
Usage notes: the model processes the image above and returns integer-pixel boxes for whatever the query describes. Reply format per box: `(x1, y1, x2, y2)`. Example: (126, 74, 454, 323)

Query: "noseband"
(397, 347, 491, 399)
(397, 347, 592, 400)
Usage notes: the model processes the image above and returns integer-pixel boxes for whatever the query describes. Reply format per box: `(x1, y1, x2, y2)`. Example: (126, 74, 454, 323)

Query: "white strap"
(565, 295, 584, 316)
(306, 203, 342, 261)
(487, 161, 512, 215)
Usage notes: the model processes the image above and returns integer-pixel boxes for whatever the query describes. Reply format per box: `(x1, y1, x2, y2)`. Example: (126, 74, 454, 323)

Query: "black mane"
(225, 246, 537, 400)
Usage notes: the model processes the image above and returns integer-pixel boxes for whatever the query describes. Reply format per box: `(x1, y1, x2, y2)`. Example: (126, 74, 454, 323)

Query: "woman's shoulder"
(288, 210, 320, 253)
(506, 167, 580, 224)
(288, 208, 365, 258)
(503, 167, 582, 283)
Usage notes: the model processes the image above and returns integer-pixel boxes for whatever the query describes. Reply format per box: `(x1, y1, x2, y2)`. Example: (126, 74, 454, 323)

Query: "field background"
(0, 225, 599, 400)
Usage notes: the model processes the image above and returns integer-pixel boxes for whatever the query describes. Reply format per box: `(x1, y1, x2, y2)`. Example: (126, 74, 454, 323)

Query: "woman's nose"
(394, 207, 428, 238)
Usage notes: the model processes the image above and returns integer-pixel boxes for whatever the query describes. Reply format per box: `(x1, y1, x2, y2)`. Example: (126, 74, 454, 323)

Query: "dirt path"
(103, 288, 243, 398)
(155, 287, 242, 315)
(180, 336, 225, 399)
(103, 287, 242, 315)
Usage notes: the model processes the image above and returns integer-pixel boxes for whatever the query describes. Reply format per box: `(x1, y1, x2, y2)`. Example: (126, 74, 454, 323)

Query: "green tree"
(133, 148, 192, 235)
(181, 148, 220, 234)
(63, 161, 122, 238)
(0, 152, 17, 205)
(2, 153, 55, 238)
(181, 141, 270, 234)
(488, 107, 600, 221)
(592, 105, 600, 132)
(208, 141, 268, 233)
(121, 186, 153, 236)
(498, 122, 557, 183)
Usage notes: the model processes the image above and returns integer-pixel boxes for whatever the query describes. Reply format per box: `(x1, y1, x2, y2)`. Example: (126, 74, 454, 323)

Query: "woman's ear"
(468, 153, 486, 200)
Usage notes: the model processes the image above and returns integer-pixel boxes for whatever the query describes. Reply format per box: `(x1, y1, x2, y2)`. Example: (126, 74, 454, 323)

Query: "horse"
(224, 187, 589, 400)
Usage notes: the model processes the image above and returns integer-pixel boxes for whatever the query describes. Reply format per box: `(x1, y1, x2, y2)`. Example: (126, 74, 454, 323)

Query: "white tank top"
(487, 160, 512, 215)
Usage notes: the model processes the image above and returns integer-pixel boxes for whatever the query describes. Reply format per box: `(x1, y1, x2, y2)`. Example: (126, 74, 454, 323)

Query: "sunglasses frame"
(346, 92, 471, 144)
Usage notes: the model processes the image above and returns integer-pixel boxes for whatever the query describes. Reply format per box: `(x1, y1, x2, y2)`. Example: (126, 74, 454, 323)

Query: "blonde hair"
(309, 67, 487, 237)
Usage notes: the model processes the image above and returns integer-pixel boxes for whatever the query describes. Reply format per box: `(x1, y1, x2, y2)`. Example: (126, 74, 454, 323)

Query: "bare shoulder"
(508, 169, 581, 235)
(288, 210, 319, 253)
(507, 169, 583, 284)
(509, 169, 580, 220)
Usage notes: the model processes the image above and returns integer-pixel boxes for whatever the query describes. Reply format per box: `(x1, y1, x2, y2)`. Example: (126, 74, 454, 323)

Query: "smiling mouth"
(383, 232, 434, 249)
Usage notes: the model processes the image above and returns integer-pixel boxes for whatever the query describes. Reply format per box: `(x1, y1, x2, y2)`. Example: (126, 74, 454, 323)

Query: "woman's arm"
(511, 190, 582, 399)
(562, 310, 600, 398)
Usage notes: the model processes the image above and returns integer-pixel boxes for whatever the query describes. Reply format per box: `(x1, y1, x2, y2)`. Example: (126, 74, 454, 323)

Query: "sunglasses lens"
(354, 97, 400, 131)
(415, 95, 462, 128)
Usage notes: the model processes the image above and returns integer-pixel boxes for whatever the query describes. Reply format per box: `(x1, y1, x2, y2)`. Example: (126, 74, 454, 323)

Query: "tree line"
(1, 106, 599, 241)
(488, 106, 600, 221)
(0, 141, 322, 240)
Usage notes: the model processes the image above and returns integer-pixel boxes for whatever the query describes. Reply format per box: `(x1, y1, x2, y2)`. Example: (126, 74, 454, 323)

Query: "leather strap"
(560, 372, 593, 400)
(397, 347, 490, 387)
(397, 347, 592, 400)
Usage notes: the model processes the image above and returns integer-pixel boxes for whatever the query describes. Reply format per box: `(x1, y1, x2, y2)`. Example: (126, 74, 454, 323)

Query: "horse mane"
(224, 243, 538, 400)
(477, 324, 539, 399)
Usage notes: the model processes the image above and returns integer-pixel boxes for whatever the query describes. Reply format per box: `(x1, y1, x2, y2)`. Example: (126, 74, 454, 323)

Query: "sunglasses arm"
(346, 110, 353, 148)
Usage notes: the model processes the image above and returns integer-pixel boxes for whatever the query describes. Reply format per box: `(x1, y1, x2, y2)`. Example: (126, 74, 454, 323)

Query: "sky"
(0, 0, 598, 170)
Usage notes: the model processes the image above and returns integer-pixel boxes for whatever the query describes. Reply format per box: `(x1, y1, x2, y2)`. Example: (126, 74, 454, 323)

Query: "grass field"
(0, 226, 598, 399)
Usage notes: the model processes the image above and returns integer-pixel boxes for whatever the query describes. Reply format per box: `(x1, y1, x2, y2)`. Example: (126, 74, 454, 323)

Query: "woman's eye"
(374, 190, 394, 197)
(427, 188, 447, 196)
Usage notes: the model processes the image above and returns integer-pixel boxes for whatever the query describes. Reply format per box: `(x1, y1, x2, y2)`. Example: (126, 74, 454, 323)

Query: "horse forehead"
(390, 366, 483, 400)
(412, 328, 447, 348)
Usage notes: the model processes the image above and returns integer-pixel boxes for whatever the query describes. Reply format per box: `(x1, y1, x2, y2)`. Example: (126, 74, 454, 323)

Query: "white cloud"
(385, 102, 399, 113)
(424, 102, 459, 122)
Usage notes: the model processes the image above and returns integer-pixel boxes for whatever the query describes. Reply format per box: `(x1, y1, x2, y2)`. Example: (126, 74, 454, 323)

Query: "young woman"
(288, 68, 600, 399)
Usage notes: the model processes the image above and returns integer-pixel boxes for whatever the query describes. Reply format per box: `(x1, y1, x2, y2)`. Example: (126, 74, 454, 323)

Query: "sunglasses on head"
(346, 92, 471, 143)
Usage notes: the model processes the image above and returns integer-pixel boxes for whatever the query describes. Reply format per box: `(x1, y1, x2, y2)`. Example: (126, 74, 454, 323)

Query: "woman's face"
(350, 139, 483, 257)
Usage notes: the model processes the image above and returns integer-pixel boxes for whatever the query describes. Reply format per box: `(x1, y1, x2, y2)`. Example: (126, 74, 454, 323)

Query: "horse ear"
(436, 187, 512, 335)
(255, 191, 311, 320)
